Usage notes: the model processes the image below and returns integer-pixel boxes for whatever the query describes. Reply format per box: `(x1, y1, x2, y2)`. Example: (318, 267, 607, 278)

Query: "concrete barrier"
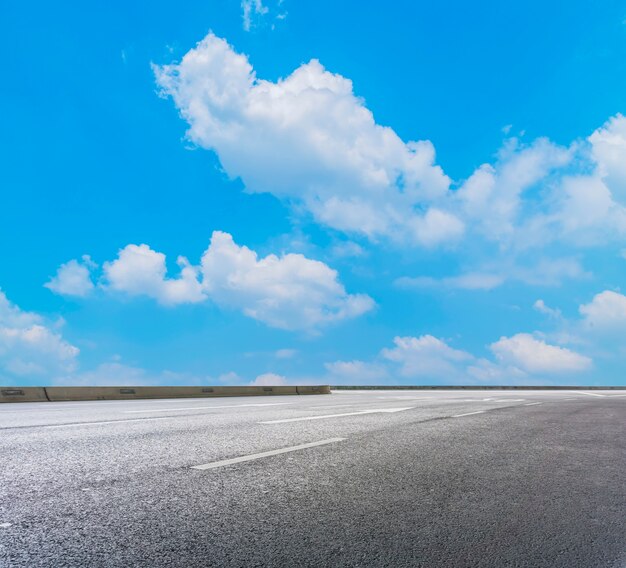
(0, 387, 49, 403)
(296, 385, 332, 395)
(0, 385, 332, 402)
(43, 386, 304, 401)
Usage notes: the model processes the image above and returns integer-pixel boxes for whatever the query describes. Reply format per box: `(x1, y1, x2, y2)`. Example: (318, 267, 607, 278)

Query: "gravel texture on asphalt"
(0, 390, 624, 567)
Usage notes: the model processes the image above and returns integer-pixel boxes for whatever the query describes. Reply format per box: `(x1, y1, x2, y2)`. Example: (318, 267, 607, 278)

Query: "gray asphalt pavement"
(0, 389, 624, 567)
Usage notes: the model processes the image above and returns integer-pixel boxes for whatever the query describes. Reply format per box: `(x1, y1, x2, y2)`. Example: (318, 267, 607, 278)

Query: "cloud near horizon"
(0, 291, 79, 380)
(326, 331, 592, 385)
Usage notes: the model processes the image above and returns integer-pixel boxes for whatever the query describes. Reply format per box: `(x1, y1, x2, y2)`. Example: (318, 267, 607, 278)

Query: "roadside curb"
(0, 385, 331, 403)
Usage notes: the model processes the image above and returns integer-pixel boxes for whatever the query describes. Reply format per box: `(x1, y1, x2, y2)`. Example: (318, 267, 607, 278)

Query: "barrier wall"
(0, 387, 49, 403)
(43, 386, 303, 401)
(296, 385, 332, 395)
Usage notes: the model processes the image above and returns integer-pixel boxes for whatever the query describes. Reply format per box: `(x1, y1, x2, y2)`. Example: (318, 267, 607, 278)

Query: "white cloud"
(241, 0, 269, 31)
(54, 362, 222, 386)
(250, 372, 287, 386)
(154, 32, 626, 254)
(0, 290, 79, 379)
(456, 137, 572, 244)
(490, 333, 592, 373)
(321, 328, 595, 385)
(217, 371, 243, 384)
(154, 33, 458, 246)
(324, 359, 388, 382)
(396, 273, 505, 291)
(381, 335, 473, 379)
(103, 244, 206, 306)
(45, 255, 96, 297)
(330, 241, 366, 259)
(275, 348, 296, 359)
(579, 290, 626, 330)
(589, 113, 626, 203)
(200, 231, 374, 330)
(533, 299, 562, 320)
(396, 257, 588, 291)
(63, 231, 372, 331)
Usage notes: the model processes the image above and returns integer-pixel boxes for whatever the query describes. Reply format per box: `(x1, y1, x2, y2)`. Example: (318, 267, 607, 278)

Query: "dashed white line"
(452, 411, 486, 418)
(191, 438, 346, 471)
(124, 403, 290, 414)
(260, 407, 414, 424)
(43, 417, 170, 429)
(569, 391, 606, 397)
(0, 522, 12, 528)
(376, 396, 430, 400)
(524, 402, 543, 406)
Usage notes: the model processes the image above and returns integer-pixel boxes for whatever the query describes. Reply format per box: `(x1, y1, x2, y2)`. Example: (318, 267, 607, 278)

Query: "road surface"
(1, 389, 624, 567)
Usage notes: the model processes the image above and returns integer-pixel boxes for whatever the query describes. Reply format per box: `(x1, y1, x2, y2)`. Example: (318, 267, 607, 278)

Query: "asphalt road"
(0, 389, 624, 567)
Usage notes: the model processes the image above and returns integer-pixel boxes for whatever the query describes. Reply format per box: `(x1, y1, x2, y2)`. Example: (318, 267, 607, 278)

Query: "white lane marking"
(452, 411, 486, 418)
(524, 402, 543, 406)
(305, 404, 357, 410)
(376, 396, 429, 400)
(43, 417, 169, 429)
(260, 407, 414, 424)
(0, 522, 12, 528)
(191, 438, 346, 471)
(124, 403, 290, 414)
(568, 391, 606, 397)
(607, 394, 626, 397)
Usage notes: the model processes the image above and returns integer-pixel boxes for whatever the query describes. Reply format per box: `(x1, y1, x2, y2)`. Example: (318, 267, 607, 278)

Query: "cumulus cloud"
(490, 333, 592, 373)
(0, 290, 79, 379)
(579, 290, 626, 330)
(154, 32, 626, 255)
(153, 33, 458, 246)
(55, 231, 372, 331)
(589, 113, 626, 203)
(324, 359, 389, 383)
(103, 244, 205, 306)
(45, 255, 96, 297)
(456, 137, 571, 244)
(201, 231, 374, 329)
(250, 372, 287, 386)
(381, 335, 473, 379)
(323, 330, 593, 385)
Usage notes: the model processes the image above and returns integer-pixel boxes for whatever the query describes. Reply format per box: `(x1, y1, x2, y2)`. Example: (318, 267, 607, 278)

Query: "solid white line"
(452, 411, 486, 417)
(43, 417, 169, 428)
(568, 391, 606, 397)
(191, 438, 346, 470)
(260, 407, 414, 424)
(524, 402, 543, 406)
(124, 403, 290, 414)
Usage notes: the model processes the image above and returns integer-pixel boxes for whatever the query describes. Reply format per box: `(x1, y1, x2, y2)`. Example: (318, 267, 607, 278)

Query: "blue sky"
(1, 0, 626, 386)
